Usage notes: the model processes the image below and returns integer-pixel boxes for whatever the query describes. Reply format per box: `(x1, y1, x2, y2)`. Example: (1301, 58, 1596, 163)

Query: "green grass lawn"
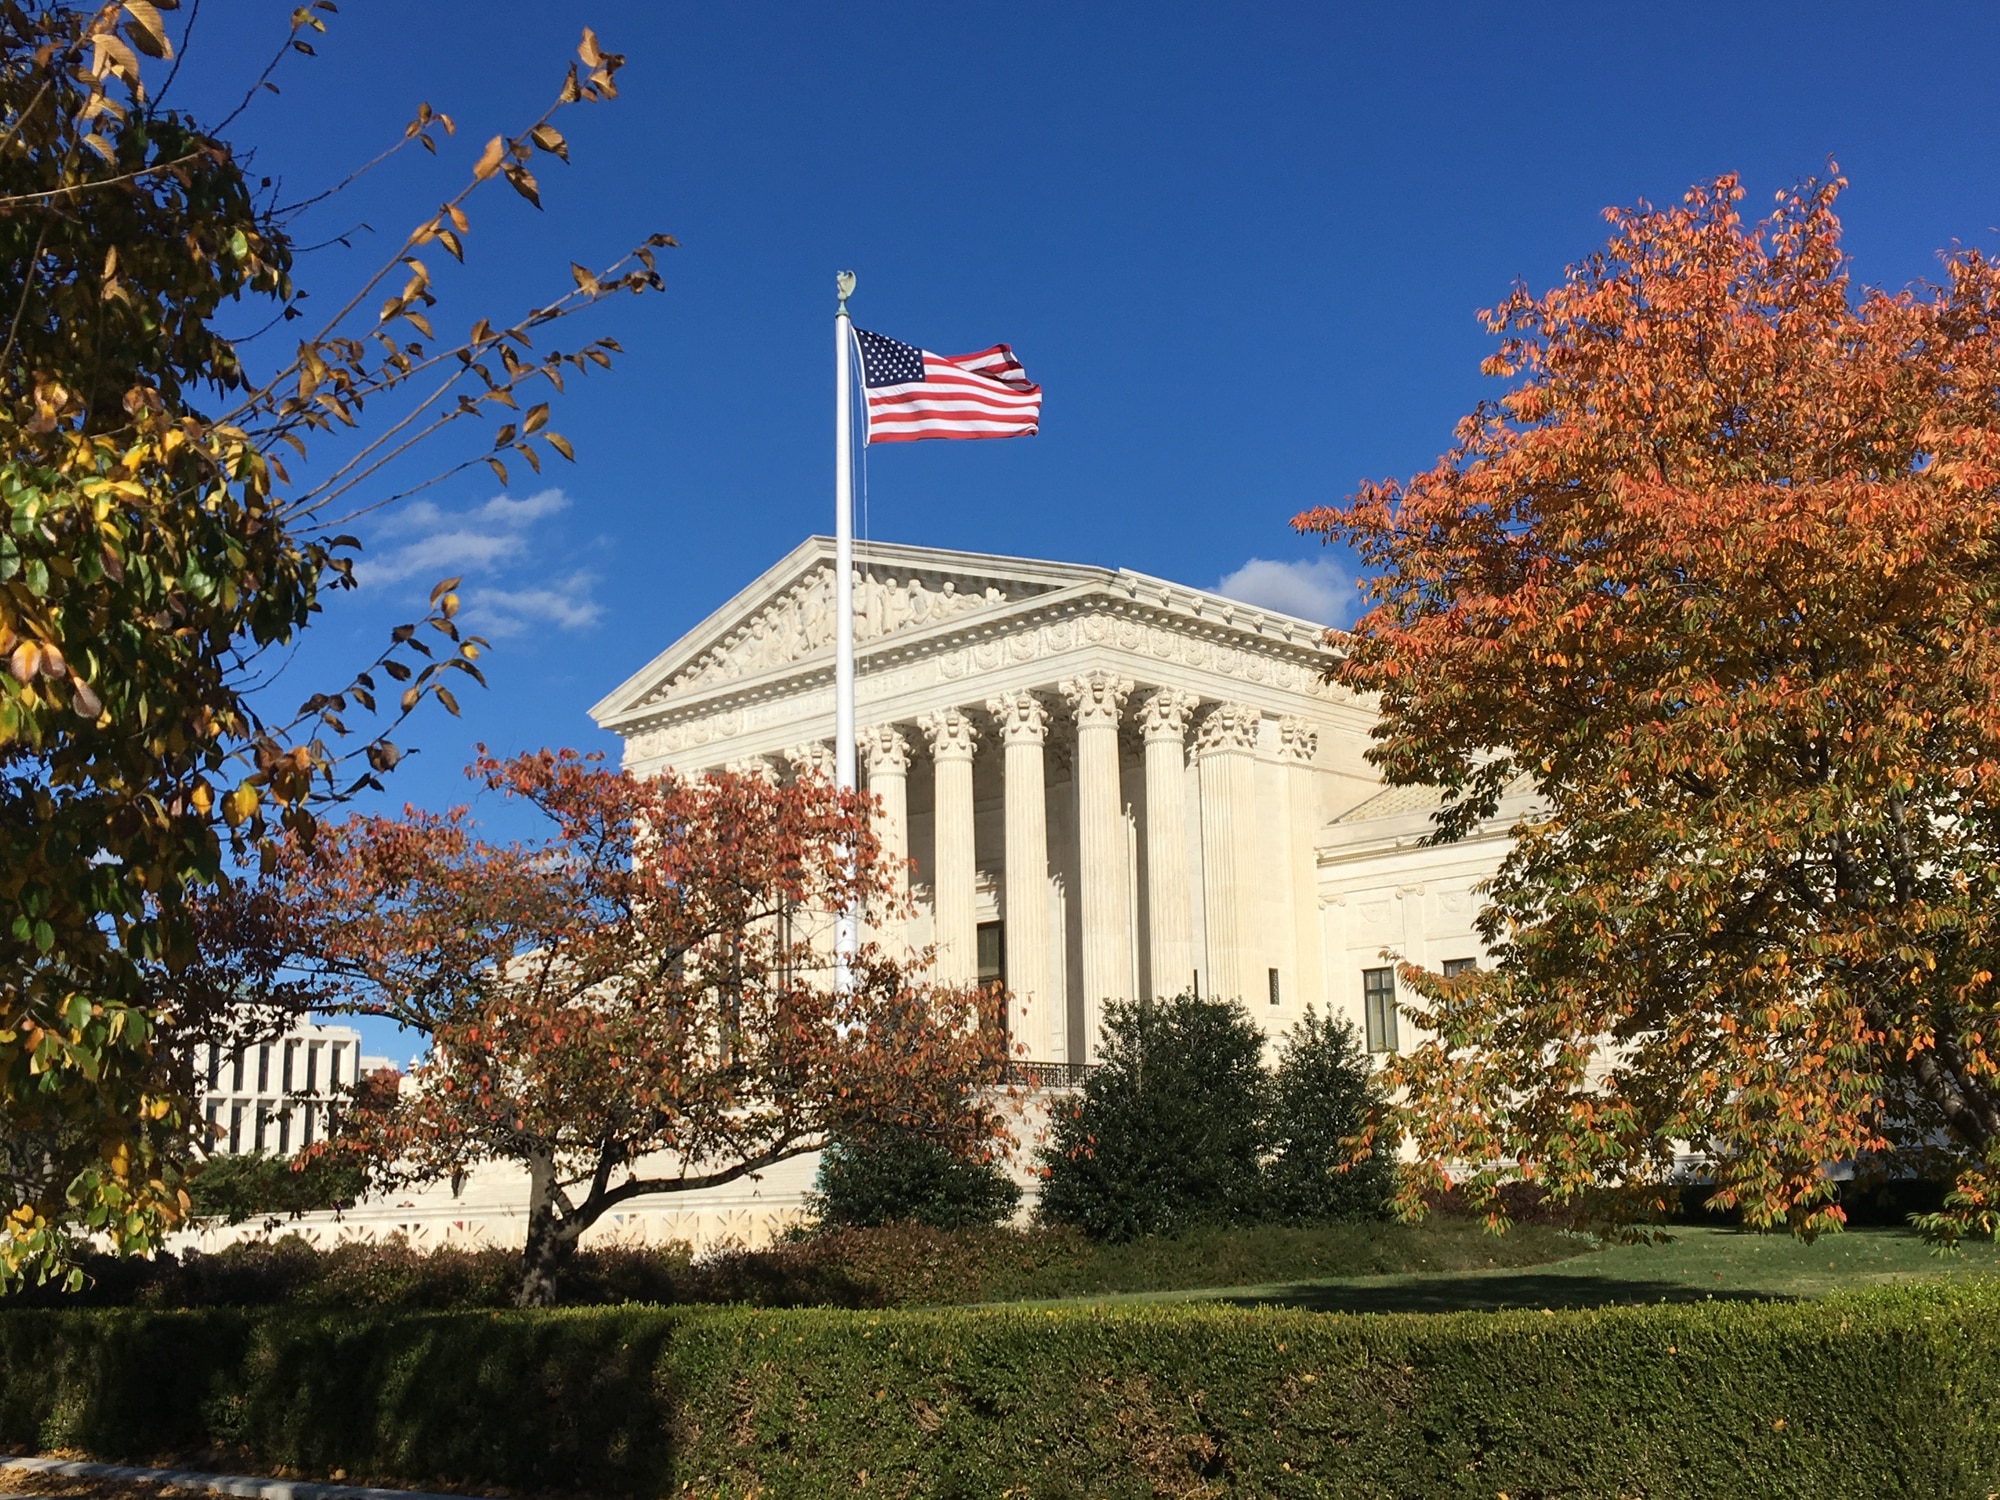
(1003, 1224, 2000, 1314)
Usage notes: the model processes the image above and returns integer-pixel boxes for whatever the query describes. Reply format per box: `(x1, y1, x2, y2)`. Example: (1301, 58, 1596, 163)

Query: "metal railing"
(1000, 1059, 1100, 1090)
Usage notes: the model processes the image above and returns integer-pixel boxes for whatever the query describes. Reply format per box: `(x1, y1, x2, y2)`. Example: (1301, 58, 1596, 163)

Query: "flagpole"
(833, 271, 858, 991)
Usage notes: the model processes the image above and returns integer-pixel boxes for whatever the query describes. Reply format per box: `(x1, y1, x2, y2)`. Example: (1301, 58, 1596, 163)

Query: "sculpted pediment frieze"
(664, 565, 1015, 696)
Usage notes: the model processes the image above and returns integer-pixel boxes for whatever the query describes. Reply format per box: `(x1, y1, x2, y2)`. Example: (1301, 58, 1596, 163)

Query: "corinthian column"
(1278, 717, 1324, 1014)
(861, 724, 913, 903)
(1136, 688, 1199, 998)
(1196, 703, 1262, 1003)
(785, 740, 835, 783)
(986, 690, 1052, 1057)
(1061, 671, 1133, 1059)
(918, 708, 979, 985)
(723, 755, 780, 784)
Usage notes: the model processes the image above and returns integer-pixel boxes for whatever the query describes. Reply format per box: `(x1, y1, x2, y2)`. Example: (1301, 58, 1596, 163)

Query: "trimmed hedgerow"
(3, 1282, 1999, 1497)
(3, 1217, 1579, 1312)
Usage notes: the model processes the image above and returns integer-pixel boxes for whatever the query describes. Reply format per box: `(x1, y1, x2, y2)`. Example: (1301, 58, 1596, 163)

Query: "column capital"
(985, 690, 1052, 746)
(785, 740, 835, 782)
(1195, 702, 1262, 755)
(1060, 671, 1134, 728)
(1277, 715, 1319, 764)
(918, 706, 980, 761)
(860, 723, 912, 776)
(723, 755, 781, 784)
(1134, 687, 1200, 742)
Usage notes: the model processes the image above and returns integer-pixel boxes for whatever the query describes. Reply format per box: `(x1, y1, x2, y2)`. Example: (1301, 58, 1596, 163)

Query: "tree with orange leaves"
(232, 749, 1009, 1305)
(1295, 171, 2000, 1241)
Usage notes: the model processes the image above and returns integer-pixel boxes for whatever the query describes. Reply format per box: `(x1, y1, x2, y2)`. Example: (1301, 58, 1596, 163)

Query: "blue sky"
(163, 3, 2000, 1058)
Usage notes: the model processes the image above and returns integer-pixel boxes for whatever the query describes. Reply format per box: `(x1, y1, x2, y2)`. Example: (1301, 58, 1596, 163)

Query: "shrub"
(806, 1125, 1022, 1231)
(186, 1152, 370, 1227)
(0, 1219, 1579, 1314)
(3, 1284, 1998, 1496)
(1037, 994, 1269, 1240)
(1261, 1008, 1397, 1224)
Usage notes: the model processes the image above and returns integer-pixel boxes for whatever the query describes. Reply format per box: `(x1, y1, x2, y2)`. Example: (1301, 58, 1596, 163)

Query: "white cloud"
(463, 573, 604, 638)
(1215, 556, 1353, 626)
(357, 489, 572, 587)
(350, 490, 599, 637)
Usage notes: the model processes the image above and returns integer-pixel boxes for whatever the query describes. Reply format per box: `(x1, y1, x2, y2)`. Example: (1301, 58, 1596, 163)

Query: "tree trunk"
(516, 1151, 576, 1308)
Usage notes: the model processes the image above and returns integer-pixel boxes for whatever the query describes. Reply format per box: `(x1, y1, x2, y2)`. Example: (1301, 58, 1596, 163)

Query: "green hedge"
(4, 1283, 1999, 1497)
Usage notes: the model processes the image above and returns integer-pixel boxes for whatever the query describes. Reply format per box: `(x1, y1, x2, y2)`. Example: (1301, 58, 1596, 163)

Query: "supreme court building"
(175, 535, 1532, 1257)
(590, 536, 1533, 1062)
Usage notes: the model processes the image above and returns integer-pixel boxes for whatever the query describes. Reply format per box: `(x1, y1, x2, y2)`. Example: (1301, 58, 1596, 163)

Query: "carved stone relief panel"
(666, 567, 1011, 695)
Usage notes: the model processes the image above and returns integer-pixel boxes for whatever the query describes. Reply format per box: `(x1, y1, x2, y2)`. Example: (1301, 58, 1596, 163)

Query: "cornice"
(599, 575, 1350, 739)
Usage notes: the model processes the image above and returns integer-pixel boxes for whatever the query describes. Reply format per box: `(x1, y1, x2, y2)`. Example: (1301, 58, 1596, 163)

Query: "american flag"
(853, 327, 1041, 444)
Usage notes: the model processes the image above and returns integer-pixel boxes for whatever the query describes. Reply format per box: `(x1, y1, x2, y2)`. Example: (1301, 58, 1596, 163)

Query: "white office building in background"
(192, 1015, 394, 1157)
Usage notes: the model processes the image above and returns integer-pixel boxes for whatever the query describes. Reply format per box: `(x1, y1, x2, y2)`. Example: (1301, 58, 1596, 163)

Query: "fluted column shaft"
(1196, 704, 1262, 1003)
(1137, 689, 1199, 999)
(1279, 717, 1324, 1014)
(1062, 672, 1133, 1059)
(862, 726, 913, 955)
(987, 692, 1052, 1056)
(918, 708, 979, 986)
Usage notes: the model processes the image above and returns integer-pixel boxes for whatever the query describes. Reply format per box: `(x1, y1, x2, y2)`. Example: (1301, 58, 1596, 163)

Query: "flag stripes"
(854, 328, 1041, 444)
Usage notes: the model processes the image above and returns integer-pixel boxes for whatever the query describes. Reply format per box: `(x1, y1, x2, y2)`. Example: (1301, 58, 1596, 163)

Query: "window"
(257, 1045, 271, 1094)
(228, 1103, 244, 1154)
(1268, 967, 1281, 1007)
(976, 921, 1006, 991)
(1442, 957, 1479, 978)
(1363, 966, 1399, 1054)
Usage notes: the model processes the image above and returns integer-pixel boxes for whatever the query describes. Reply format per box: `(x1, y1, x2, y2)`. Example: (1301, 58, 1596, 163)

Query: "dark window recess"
(1363, 966, 1400, 1054)
(977, 921, 1006, 990)
(1442, 957, 1479, 978)
(257, 1046, 271, 1094)
(1268, 967, 1282, 1006)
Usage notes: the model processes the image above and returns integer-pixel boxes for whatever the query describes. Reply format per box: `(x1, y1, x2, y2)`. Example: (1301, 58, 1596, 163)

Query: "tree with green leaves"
(1037, 994, 1269, 1241)
(0, 2, 667, 1287)
(1262, 1009, 1395, 1225)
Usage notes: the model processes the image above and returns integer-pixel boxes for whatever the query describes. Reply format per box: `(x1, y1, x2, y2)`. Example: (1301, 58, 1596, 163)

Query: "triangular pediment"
(592, 538, 1099, 726)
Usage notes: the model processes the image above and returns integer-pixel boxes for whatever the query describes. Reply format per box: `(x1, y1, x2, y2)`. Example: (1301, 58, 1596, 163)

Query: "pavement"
(0, 1458, 479, 1500)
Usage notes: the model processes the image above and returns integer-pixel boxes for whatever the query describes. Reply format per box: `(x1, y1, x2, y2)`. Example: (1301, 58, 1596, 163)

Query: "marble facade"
(591, 536, 1493, 1061)
(180, 537, 1522, 1257)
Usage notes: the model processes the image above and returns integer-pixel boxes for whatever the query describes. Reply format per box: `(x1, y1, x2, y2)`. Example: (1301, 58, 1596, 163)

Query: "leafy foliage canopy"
(1296, 172, 2000, 1238)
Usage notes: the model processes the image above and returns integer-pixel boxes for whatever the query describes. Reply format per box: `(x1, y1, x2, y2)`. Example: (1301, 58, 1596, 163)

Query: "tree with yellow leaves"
(0, 1, 668, 1286)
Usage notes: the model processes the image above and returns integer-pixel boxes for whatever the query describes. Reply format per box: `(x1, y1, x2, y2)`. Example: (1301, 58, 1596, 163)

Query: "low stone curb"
(1, 1457, 477, 1500)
